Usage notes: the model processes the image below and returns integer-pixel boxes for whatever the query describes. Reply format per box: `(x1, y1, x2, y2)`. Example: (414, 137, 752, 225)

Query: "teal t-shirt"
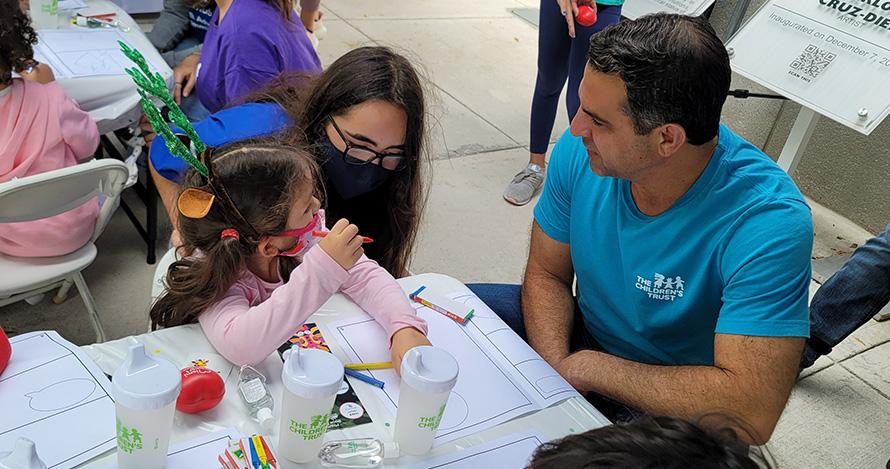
(533, 125, 812, 366)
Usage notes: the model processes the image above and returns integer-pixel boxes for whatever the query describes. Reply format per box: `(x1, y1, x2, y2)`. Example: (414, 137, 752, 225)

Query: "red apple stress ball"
(176, 366, 225, 413)
(576, 5, 597, 27)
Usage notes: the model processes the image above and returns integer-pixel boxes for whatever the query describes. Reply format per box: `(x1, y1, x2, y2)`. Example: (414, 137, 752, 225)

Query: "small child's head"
(150, 139, 321, 328)
(0, 0, 38, 85)
(527, 416, 770, 469)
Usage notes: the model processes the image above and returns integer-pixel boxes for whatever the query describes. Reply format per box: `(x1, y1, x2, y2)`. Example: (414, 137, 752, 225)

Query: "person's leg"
(803, 223, 890, 368)
(565, 4, 622, 121)
(466, 283, 526, 340)
(505, 0, 571, 206)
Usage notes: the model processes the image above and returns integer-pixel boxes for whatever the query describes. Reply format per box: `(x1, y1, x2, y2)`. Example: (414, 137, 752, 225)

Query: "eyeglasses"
(327, 116, 410, 171)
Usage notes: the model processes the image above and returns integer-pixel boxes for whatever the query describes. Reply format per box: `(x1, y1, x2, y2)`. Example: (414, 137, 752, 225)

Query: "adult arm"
(147, 0, 191, 52)
(522, 222, 577, 367)
(557, 334, 803, 444)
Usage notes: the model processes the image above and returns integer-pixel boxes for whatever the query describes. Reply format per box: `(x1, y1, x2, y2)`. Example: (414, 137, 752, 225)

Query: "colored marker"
(259, 436, 277, 468)
(251, 436, 268, 469)
(312, 230, 374, 243)
(345, 361, 393, 371)
(344, 368, 385, 389)
(248, 438, 260, 469)
(409, 286, 474, 325)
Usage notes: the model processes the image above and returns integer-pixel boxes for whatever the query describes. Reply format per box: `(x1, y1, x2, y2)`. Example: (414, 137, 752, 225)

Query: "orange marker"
(312, 231, 374, 244)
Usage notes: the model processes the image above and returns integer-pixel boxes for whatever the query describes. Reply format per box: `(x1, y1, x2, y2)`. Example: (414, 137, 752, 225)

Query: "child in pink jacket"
(0, 0, 100, 257)
(149, 140, 430, 366)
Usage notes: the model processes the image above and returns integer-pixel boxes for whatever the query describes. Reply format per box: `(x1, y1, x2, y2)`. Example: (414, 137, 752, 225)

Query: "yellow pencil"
(344, 362, 393, 371)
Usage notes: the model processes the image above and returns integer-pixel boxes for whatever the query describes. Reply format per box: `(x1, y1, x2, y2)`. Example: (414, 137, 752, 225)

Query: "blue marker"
(344, 368, 385, 389)
(248, 437, 261, 469)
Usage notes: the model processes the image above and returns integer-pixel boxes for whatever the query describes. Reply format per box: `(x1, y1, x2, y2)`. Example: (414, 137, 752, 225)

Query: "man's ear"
(654, 123, 688, 159)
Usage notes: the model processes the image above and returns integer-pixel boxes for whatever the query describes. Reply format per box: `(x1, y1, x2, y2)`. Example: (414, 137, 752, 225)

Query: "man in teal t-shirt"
(469, 14, 812, 444)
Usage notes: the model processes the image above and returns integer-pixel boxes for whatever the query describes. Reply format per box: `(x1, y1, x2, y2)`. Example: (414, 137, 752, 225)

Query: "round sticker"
(337, 381, 350, 395)
(339, 402, 365, 420)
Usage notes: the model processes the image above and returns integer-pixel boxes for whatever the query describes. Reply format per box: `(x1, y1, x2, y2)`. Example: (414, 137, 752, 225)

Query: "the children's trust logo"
(635, 273, 685, 301)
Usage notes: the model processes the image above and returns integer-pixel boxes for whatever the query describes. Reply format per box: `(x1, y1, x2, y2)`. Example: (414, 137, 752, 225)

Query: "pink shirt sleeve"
(53, 84, 99, 160)
(340, 256, 429, 342)
(199, 246, 349, 366)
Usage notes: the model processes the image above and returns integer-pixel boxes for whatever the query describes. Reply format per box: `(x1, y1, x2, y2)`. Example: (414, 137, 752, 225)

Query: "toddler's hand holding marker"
(317, 219, 365, 270)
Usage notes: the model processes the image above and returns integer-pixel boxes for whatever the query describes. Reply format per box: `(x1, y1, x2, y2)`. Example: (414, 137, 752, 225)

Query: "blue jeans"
(804, 223, 890, 368)
(467, 283, 644, 423)
(529, 2, 622, 154)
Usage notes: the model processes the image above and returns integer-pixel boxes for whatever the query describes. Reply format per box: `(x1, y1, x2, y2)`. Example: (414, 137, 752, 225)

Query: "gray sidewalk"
(2, 1, 889, 467)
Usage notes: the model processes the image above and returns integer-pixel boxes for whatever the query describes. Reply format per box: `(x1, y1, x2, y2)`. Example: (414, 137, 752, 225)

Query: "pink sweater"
(0, 79, 100, 257)
(199, 218, 427, 365)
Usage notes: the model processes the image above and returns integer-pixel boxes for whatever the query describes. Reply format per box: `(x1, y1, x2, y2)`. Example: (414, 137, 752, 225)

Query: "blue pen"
(248, 437, 261, 469)
(344, 368, 385, 389)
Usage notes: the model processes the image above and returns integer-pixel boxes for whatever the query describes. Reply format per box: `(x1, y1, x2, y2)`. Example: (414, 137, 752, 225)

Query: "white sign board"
(621, 0, 716, 20)
(727, 0, 890, 135)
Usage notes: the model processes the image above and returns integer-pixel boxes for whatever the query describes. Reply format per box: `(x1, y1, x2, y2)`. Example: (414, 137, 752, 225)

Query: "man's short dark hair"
(587, 14, 731, 145)
(527, 416, 769, 469)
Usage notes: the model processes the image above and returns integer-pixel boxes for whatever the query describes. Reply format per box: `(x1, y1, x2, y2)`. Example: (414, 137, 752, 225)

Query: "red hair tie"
(220, 228, 240, 240)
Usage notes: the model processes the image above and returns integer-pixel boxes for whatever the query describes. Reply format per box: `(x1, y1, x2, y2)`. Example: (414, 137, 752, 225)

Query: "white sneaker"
(504, 163, 545, 206)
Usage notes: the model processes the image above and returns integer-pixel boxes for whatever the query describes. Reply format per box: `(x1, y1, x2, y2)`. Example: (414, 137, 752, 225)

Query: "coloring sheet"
(329, 288, 580, 446)
(35, 29, 156, 78)
(0, 331, 116, 469)
(446, 291, 580, 407)
(103, 427, 241, 468)
(404, 430, 547, 469)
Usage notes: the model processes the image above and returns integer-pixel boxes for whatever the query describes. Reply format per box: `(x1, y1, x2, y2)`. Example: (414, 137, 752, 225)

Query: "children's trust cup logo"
(417, 404, 446, 430)
(116, 418, 143, 454)
(635, 273, 685, 302)
(290, 414, 329, 441)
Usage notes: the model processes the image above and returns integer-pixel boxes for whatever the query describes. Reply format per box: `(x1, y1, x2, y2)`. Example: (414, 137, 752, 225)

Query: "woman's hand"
(556, 0, 596, 38)
(20, 63, 55, 84)
(390, 327, 431, 376)
(173, 54, 200, 104)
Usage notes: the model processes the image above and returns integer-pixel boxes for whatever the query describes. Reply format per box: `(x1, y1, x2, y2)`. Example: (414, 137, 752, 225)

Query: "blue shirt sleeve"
(716, 199, 813, 338)
(149, 130, 190, 182)
(533, 129, 582, 244)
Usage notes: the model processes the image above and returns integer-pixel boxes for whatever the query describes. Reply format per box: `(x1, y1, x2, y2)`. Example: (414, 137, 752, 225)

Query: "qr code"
(789, 44, 836, 82)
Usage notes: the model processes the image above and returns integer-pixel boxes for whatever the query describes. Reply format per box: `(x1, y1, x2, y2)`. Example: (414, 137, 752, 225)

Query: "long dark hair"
(150, 139, 319, 329)
(285, 46, 428, 277)
(0, 0, 38, 85)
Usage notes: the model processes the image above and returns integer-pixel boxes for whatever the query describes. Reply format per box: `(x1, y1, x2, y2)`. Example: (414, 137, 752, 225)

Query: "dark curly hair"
(0, 0, 38, 85)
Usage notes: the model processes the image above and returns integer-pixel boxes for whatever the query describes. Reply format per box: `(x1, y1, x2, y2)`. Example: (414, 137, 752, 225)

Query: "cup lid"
(281, 348, 343, 400)
(112, 344, 181, 410)
(399, 346, 459, 394)
(0, 439, 46, 469)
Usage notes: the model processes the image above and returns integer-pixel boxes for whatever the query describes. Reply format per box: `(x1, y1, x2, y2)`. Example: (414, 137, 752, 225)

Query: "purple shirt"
(196, 0, 321, 113)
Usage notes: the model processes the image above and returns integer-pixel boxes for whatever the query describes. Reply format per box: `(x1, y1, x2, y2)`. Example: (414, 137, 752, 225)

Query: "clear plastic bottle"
(237, 365, 274, 432)
(318, 438, 384, 468)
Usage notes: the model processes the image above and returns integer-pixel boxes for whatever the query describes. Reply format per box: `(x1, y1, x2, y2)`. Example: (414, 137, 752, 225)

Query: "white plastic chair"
(0, 159, 130, 342)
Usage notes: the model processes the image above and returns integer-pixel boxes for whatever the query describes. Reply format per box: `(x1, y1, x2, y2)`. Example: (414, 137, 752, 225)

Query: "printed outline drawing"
(25, 378, 98, 412)
(438, 391, 469, 431)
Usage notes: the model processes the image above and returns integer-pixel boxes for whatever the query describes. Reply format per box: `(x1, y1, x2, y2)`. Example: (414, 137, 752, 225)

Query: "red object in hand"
(576, 5, 598, 27)
(0, 327, 10, 376)
(176, 366, 225, 413)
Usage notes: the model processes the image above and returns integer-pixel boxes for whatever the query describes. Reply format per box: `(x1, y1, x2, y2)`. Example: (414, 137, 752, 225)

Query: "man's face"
(569, 67, 657, 180)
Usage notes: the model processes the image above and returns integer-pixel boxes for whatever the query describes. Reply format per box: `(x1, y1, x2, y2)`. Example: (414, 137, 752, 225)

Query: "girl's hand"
(390, 327, 432, 376)
(20, 63, 55, 84)
(318, 218, 363, 270)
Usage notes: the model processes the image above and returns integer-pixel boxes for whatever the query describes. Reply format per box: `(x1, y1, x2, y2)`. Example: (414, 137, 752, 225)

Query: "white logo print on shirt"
(635, 273, 685, 301)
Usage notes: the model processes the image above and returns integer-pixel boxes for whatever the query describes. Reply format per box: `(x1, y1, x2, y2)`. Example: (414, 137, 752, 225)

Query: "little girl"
(149, 139, 430, 366)
(0, 0, 100, 257)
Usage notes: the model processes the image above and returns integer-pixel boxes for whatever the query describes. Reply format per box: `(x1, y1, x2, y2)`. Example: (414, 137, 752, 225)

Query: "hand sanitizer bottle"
(237, 365, 274, 432)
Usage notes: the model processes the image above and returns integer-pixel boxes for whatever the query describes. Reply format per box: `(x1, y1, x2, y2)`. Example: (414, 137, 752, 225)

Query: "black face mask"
(318, 137, 390, 200)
